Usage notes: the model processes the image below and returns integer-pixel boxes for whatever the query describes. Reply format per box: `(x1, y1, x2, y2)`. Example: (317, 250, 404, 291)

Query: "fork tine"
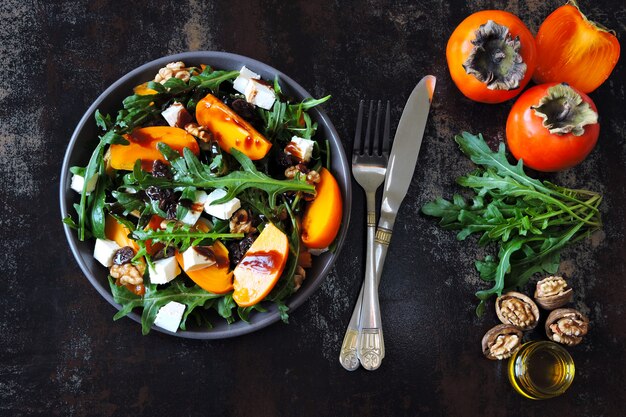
(364, 100, 374, 155)
(353, 100, 364, 156)
(373, 100, 382, 155)
(382, 100, 391, 154)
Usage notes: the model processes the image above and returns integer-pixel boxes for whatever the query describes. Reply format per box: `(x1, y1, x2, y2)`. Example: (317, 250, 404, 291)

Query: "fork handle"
(357, 192, 385, 370)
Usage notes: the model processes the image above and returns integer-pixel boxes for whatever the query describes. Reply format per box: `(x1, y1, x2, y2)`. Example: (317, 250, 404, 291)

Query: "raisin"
(145, 186, 162, 201)
(113, 246, 135, 265)
(276, 151, 298, 167)
(152, 246, 175, 261)
(228, 235, 257, 269)
(152, 160, 173, 179)
(231, 99, 258, 122)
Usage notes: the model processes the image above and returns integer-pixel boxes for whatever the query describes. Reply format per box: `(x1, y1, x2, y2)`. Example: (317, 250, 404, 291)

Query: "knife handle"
(357, 216, 385, 370)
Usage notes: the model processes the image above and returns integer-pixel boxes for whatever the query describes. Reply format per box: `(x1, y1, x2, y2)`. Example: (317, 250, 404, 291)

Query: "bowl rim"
(59, 51, 352, 339)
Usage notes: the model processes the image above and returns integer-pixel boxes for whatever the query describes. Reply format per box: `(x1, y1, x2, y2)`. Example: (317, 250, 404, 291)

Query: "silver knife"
(340, 76, 436, 371)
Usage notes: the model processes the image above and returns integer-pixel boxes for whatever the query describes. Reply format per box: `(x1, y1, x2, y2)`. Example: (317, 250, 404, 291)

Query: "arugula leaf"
(131, 224, 243, 252)
(110, 277, 224, 335)
(126, 144, 315, 209)
(422, 132, 602, 315)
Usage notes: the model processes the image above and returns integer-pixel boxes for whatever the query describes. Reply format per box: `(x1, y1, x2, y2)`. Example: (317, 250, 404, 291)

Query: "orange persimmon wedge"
(104, 214, 144, 295)
(105, 214, 139, 251)
(232, 223, 289, 307)
(133, 82, 158, 95)
(533, 3, 620, 93)
(175, 241, 233, 294)
(196, 93, 272, 160)
(109, 126, 199, 171)
(301, 168, 342, 249)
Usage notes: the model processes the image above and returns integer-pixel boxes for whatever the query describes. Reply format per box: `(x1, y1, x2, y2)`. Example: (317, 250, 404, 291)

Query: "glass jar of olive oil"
(508, 341, 575, 399)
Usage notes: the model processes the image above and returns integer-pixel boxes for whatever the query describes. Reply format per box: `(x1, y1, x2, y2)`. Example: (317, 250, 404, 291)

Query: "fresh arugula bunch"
(422, 132, 602, 316)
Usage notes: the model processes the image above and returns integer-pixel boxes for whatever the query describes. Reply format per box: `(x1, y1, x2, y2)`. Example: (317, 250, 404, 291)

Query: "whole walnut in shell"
(545, 308, 589, 346)
(534, 276, 573, 310)
(495, 292, 540, 330)
(481, 324, 523, 360)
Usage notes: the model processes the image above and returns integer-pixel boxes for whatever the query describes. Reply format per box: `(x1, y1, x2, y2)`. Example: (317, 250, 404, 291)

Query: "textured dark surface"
(1, 0, 625, 416)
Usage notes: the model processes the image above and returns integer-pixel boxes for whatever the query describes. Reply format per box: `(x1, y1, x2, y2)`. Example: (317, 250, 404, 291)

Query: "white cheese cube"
(161, 102, 191, 127)
(93, 238, 121, 267)
(70, 173, 98, 195)
(153, 301, 186, 333)
(181, 246, 217, 272)
(233, 65, 261, 94)
(148, 256, 181, 285)
(204, 189, 241, 220)
(285, 136, 315, 162)
(244, 79, 276, 110)
(308, 247, 329, 256)
(180, 191, 208, 225)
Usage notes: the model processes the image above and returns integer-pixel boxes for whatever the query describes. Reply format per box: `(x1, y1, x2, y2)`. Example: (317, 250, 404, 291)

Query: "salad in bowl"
(61, 52, 349, 338)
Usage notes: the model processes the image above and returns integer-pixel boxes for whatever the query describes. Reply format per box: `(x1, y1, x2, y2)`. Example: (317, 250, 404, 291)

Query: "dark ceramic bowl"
(60, 51, 351, 339)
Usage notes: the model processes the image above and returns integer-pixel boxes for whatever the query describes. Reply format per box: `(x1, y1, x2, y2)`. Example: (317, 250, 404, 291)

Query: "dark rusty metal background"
(1, 1, 624, 416)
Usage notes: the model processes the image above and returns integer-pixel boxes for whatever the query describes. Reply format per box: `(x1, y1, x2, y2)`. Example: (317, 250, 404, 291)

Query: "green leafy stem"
(126, 144, 315, 209)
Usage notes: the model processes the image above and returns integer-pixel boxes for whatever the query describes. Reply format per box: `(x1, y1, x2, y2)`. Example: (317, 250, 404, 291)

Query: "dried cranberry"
(113, 246, 135, 265)
(152, 160, 173, 179)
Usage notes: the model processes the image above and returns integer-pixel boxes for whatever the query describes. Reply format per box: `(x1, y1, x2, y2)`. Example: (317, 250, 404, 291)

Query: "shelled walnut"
(534, 276, 573, 310)
(482, 324, 523, 360)
(229, 209, 256, 234)
(154, 61, 190, 84)
(184, 122, 212, 142)
(496, 292, 540, 330)
(110, 262, 146, 286)
(545, 308, 589, 346)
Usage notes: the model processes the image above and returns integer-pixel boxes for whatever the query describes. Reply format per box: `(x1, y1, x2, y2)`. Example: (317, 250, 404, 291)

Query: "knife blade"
(378, 75, 436, 233)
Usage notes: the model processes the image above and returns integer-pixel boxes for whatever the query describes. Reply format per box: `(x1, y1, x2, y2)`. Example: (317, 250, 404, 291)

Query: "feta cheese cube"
(180, 191, 208, 225)
(285, 136, 315, 162)
(93, 238, 121, 267)
(244, 79, 276, 110)
(153, 301, 186, 333)
(233, 65, 261, 94)
(161, 102, 191, 127)
(204, 189, 241, 220)
(148, 256, 181, 285)
(70, 173, 98, 195)
(181, 246, 217, 272)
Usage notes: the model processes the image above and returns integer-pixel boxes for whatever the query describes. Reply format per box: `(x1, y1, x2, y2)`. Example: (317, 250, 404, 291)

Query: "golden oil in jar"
(508, 341, 575, 399)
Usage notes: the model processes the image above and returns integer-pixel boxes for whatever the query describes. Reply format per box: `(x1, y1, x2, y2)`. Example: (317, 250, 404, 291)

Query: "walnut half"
(482, 324, 523, 360)
(545, 308, 589, 346)
(496, 291, 540, 330)
(534, 276, 573, 310)
(110, 262, 146, 286)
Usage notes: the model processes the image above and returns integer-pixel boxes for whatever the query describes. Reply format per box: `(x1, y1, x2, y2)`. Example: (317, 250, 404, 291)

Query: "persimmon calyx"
(463, 20, 527, 90)
(531, 83, 598, 136)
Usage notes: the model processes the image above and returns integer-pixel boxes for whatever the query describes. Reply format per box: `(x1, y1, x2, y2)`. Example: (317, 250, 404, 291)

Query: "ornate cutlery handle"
(357, 193, 385, 370)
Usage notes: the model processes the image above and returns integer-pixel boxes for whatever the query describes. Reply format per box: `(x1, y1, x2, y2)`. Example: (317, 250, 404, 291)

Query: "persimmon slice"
(232, 223, 289, 307)
(109, 126, 199, 171)
(175, 241, 233, 294)
(301, 168, 343, 249)
(196, 93, 272, 160)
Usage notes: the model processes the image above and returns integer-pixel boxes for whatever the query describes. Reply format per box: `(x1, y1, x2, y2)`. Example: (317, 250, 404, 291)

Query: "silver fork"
(339, 100, 391, 371)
